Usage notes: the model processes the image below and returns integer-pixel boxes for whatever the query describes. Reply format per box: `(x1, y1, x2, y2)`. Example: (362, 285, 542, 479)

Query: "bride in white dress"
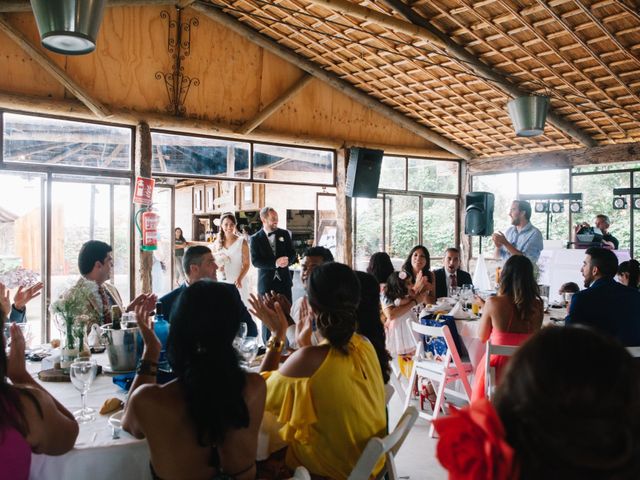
(213, 212, 250, 303)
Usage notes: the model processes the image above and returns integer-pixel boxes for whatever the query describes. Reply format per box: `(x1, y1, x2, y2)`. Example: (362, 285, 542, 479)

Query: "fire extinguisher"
(135, 205, 159, 251)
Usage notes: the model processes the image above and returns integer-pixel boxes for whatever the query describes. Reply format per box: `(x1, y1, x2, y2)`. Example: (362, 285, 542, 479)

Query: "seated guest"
(471, 255, 543, 401)
(122, 281, 266, 480)
(434, 247, 473, 299)
(73, 240, 156, 328)
(283, 246, 333, 349)
(0, 302, 79, 478)
(566, 247, 640, 346)
(402, 245, 436, 305)
(574, 214, 619, 250)
(559, 281, 581, 313)
(355, 271, 391, 384)
(250, 263, 386, 479)
(435, 327, 640, 480)
(618, 260, 640, 289)
(3, 281, 44, 324)
(366, 252, 395, 291)
(159, 245, 257, 336)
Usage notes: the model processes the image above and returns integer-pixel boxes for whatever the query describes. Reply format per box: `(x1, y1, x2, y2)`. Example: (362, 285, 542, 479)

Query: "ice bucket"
(101, 325, 139, 372)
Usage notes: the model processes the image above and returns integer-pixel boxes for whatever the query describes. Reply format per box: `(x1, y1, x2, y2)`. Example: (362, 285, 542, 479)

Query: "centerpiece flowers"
(52, 279, 102, 367)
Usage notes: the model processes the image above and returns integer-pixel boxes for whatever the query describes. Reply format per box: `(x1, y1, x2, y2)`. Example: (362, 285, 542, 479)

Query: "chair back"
(626, 346, 640, 358)
(485, 341, 519, 399)
(288, 466, 311, 480)
(411, 323, 467, 374)
(384, 383, 395, 405)
(348, 406, 419, 480)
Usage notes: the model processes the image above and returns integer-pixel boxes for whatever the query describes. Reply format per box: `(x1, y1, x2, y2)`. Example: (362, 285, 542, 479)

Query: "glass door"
(315, 193, 337, 260)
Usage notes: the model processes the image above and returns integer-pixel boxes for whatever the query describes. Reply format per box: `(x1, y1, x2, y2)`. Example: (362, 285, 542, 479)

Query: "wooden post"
(335, 148, 353, 266)
(135, 122, 153, 294)
(459, 161, 472, 270)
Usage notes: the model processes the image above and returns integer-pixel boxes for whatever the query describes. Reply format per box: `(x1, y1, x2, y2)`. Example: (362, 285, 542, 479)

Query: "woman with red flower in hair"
(434, 326, 640, 479)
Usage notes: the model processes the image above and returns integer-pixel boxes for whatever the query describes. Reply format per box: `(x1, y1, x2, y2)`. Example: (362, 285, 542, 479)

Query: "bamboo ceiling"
(204, 0, 640, 157)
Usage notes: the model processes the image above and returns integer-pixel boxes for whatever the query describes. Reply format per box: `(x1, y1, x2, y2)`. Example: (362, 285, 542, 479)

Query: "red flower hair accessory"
(433, 399, 515, 480)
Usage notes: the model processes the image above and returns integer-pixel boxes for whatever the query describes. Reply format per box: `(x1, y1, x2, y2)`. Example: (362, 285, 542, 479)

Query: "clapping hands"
(134, 301, 160, 359)
(248, 293, 288, 338)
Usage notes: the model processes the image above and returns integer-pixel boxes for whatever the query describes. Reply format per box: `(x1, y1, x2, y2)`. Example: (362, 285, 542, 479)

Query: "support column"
(459, 161, 471, 270)
(335, 148, 353, 266)
(135, 122, 153, 294)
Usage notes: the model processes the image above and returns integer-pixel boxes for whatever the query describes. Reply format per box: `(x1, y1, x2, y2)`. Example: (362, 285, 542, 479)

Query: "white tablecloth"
(27, 354, 151, 480)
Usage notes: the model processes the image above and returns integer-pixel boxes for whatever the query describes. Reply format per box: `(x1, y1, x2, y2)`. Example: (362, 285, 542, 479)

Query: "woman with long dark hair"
(617, 260, 640, 289)
(122, 281, 266, 480)
(174, 227, 188, 285)
(250, 263, 386, 479)
(401, 245, 436, 305)
(366, 252, 395, 290)
(355, 271, 392, 384)
(0, 284, 78, 477)
(471, 254, 543, 400)
(214, 213, 251, 303)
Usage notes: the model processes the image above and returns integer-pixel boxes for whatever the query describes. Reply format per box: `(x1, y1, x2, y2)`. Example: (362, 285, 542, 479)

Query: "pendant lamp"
(507, 95, 550, 137)
(30, 0, 107, 55)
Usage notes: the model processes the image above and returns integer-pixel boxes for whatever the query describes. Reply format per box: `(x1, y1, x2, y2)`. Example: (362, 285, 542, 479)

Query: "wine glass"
(460, 284, 474, 310)
(70, 359, 98, 423)
(239, 337, 259, 367)
(233, 323, 248, 350)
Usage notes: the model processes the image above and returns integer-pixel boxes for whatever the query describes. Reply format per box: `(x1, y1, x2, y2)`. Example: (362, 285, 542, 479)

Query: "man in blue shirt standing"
(493, 200, 544, 264)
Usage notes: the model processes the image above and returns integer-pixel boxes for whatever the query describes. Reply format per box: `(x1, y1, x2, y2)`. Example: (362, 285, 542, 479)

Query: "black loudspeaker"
(465, 191, 494, 236)
(345, 147, 384, 198)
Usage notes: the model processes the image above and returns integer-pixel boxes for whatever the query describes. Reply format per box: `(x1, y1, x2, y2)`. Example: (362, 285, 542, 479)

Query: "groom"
(250, 207, 296, 340)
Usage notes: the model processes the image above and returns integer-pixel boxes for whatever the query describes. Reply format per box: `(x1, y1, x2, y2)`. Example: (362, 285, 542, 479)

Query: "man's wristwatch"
(136, 360, 159, 376)
(266, 336, 285, 353)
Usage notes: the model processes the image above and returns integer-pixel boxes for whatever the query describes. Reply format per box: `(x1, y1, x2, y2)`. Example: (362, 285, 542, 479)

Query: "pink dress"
(0, 425, 31, 480)
(471, 330, 531, 402)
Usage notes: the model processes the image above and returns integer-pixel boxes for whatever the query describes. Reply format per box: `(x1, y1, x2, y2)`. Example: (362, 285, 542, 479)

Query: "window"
(408, 158, 458, 194)
(253, 143, 333, 185)
(379, 156, 405, 190)
(152, 132, 249, 177)
(519, 169, 570, 242)
(3, 113, 131, 170)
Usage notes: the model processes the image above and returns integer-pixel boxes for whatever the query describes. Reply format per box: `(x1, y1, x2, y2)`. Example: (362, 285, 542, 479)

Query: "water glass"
(448, 286, 461, 300)
(70, 359, 98, 423)
(239, 337, 259, 366)
(233, 323, 248, 350)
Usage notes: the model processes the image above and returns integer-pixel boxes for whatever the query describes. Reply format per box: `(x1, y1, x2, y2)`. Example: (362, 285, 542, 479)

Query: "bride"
(214, 212, 250, 303)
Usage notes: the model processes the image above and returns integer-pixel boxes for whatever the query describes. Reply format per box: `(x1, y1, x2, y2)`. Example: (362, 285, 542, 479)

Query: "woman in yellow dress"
(249, 262, 386, 479)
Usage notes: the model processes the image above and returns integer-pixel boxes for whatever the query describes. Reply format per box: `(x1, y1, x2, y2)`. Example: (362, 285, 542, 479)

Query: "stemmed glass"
(460, 284, 474, 310)
(70, 359, 98, 423)
(234, 323, 248, 350)
(239, 337, 260, 367)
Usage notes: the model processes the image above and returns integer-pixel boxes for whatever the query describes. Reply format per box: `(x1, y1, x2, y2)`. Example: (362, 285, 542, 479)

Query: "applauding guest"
(250, 262, 386, 479)
(0, 294, 79, 478)
(5, 281, 44, 324)
(493, 200, 544, 264)
(401, 245, 436, 305)
(122, 281, 266, 480)
(367, 252, 395, 291)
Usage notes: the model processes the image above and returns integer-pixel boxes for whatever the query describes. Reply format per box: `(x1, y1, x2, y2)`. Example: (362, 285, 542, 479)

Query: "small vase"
(60, 347, 79, 373)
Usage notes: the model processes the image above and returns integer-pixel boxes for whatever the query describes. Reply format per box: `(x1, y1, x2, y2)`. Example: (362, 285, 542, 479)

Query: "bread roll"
(99, 398, 123, 415)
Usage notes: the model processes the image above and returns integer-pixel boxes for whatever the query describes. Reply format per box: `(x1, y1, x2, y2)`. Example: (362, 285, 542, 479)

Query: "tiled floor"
(387, 392, 447, 480)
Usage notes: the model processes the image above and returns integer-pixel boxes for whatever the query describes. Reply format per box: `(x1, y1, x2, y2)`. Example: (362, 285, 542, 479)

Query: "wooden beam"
(237, 74, 313, 135)
(0, 0, 173, 12)
(0, 91, 458, 158)
(469, 142, 640, 174)
(0, 15, 111, 118)
(192, 2, 473, 160)
(135, 122, 153, 294)
(377, 0, 596, 148)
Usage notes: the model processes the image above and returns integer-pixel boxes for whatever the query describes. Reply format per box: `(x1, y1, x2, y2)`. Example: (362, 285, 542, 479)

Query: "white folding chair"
(384, 383, 395, 405)
(287, 466, 311, 480)
(348, 406, 419, 480)
(403, 323, 473, 437)
(626, 346, 640, 357)
(484, 342, 519, 399)
(388, 363, 406, 405)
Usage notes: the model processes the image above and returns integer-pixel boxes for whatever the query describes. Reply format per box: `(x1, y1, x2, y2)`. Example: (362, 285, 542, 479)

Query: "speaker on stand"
(465, 192, 494, 243)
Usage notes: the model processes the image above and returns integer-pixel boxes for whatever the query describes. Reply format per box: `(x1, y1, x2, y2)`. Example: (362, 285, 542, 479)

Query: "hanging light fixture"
(507, 95, 550, 137)
(30, 0, 107, 55)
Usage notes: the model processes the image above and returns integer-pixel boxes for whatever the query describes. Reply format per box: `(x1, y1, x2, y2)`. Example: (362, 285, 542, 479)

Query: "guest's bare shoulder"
(279, 345, 331, 378)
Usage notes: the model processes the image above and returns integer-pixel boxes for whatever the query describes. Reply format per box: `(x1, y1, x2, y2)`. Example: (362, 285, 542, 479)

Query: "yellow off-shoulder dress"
(262, 334, 387, 479)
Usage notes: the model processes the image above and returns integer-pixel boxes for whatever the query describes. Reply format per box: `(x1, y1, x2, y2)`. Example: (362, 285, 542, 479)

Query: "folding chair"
(388, 364, 406, 405)
(626, 346, 640, 357)
(403, 323, 473, 437)
(485, 342, 519, 399)
(384, 383, 395, 405)
(348, 406, 419, 480)
(288, 467, 311, 480)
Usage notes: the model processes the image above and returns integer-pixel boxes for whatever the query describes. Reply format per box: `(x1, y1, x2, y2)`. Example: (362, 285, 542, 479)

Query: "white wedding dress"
(217, 236, 250, 303)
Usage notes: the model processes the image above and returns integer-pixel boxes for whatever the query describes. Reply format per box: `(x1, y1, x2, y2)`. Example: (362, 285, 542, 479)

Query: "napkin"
(449, 302, 471, 319)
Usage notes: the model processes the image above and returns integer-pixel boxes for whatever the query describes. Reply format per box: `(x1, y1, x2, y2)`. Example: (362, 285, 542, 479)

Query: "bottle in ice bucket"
(153, 302, 170, 371)
(111, 305, 122, 330)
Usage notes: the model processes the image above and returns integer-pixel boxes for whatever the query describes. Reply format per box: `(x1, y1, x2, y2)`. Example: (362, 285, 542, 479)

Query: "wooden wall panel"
(182, 16, 263, 124)
(258, 52, 437, 150)
(0, 13, 64, 98)
(65, 6, 170, 113)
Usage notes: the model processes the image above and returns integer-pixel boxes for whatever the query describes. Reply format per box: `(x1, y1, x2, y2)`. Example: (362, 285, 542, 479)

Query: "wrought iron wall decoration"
(155, 8, 200, 116)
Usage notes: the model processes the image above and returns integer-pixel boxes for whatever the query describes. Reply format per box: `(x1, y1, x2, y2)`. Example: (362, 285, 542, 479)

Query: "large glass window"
(472, 173, 517, 256)
(408, 158, 458, 194)
(0, 172, 45, 343)
(152, 132, 250, 178)
(379, 156, 405, 190)
(3, 113, 132, 170)
(253, 143, 333, 185)
(354, 198, 383, 271)
(423, 198, 456, 256)
(519, 169, 570, 242)
(387, 195, 419, 262)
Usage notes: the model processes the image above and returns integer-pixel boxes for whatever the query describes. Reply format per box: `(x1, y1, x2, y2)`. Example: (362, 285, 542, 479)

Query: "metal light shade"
(507, 95, 550, 137)
(30, 0, 107, 55)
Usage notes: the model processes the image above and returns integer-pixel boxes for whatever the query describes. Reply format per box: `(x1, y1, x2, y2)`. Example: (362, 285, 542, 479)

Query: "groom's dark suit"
(250, 228, 297, 302)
